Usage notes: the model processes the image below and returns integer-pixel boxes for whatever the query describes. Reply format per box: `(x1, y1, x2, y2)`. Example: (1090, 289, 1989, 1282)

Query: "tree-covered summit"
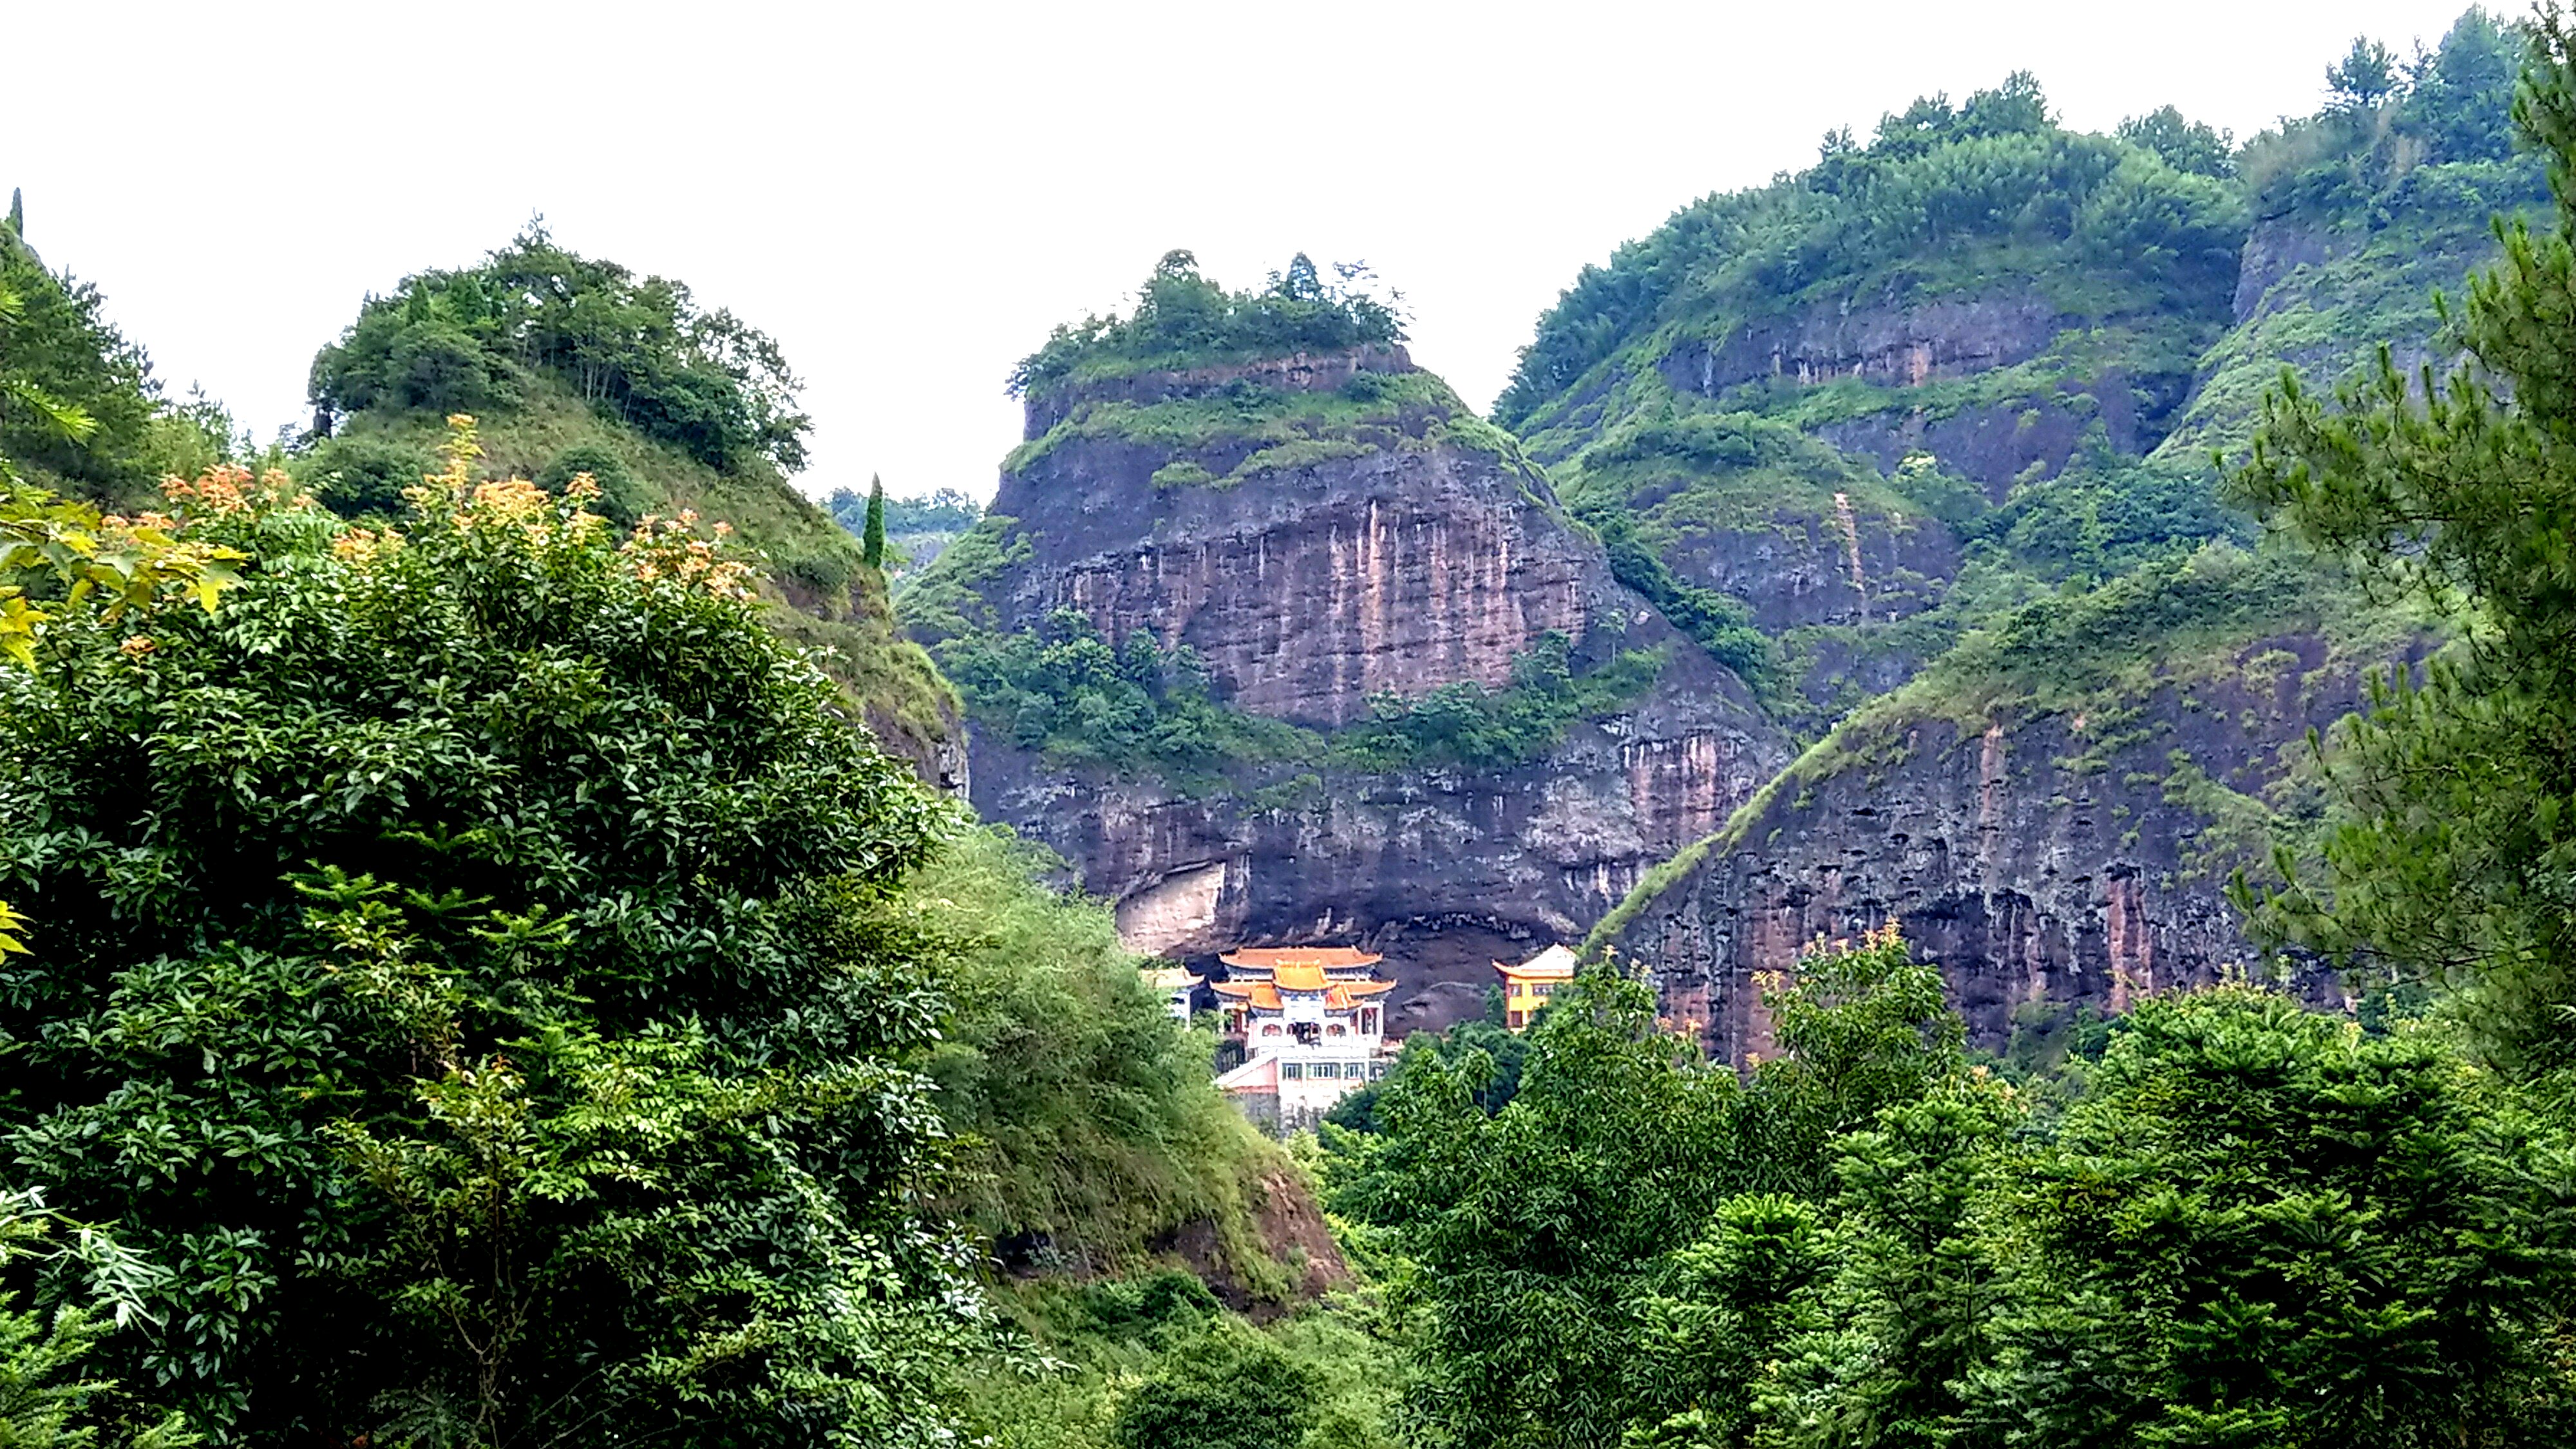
(1493, 71, 2246, 433)
(1008, 251, 1405, 401)
(308, 223, 811, 475)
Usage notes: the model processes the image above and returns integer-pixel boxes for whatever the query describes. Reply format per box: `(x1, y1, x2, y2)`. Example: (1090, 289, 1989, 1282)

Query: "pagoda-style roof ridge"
(1220, 945, 1383, 972)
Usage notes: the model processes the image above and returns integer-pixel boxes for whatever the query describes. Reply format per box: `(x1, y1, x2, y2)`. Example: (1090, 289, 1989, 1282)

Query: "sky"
(11, 0, 2495, 504)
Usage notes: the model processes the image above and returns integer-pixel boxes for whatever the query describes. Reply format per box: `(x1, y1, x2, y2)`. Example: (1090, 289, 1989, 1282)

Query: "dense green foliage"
(966, 1276, 1400, 1449)
(305, 371, 960, 755)
(309, 225, 811, 474)
(1328, 934, 2576, 1449)
(0, 435, 988, 1444)
(1331, 634, 1667, 773)
(1010, 252, 1403, 400)
(2233, 4, 2576, 1075)
(0, 214, 231, 509)
(905, 824, 1289, 1280)
(941, 609, 1314, 782)
(1495, 73, 2242, 431)
(0, 1189, 194, 1447)
(1325, 1013, 1531, 1133)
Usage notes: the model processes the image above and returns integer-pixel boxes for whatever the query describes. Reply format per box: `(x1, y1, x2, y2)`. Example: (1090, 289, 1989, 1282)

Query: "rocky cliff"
(1595, 547, 2433, 1059)
(909, 346, 1788, 1031)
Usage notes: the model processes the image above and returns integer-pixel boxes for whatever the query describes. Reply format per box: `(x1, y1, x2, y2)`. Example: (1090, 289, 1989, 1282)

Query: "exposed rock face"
(1661, 292, 2064, 397)
(1655, 290, 2187, 492)
(1663, 502, 1957, 636)
(932, 350, 1791, 1030)
(2231, 217, 2350, 324)
(1609, 624, 2421, 1060)
(1042, 481, 1591, 729)
(1812, 379, 2161, 499)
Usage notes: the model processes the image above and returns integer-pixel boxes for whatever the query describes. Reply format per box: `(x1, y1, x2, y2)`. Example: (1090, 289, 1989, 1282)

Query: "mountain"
(906, 255, 1788, 1030)
(1543, 10, 2538, 1057)
(917, 10, 2541, 1057)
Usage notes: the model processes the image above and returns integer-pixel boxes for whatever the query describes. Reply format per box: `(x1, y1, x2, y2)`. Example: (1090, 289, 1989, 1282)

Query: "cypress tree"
(862, 473, 887, 569)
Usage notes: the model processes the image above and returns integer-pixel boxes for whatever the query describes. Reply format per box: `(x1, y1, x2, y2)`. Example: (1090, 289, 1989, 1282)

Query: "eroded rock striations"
(913, 348, 1790, 1031)
(1598, 553, 2431, 1059)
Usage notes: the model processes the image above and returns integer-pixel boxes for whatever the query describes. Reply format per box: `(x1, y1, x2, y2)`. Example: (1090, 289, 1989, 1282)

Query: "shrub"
(299, 435, 439, 518)
(533, 440, 650, 527)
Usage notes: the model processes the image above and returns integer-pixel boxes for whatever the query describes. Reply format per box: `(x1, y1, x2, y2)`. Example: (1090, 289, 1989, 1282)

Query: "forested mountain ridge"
(299, 227, 963, 777)
(1474, 10, 2539, 1059)
(1506, 12, 2534, 734)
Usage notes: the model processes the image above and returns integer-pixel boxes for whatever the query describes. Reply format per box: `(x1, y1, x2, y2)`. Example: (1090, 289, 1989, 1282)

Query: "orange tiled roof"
(1220, 946, 1382, 972)
(1326, 981, 1397, 1008)
(1211, 980, 1283, 1010)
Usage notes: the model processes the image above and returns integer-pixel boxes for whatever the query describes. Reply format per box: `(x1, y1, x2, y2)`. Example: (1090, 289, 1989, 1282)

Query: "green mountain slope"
(1500, 10, 2534, 746)
(297, 229, 960, 773)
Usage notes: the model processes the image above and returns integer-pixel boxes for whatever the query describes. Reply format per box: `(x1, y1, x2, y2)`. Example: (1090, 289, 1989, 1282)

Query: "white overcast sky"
(11, 0, 2495, 503)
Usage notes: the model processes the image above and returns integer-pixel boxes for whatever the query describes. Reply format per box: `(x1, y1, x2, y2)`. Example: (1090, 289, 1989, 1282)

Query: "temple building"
(1209, 945, 1394, 1126)
(1139, 965, 1200, 1023)
(1494, 944, 1577, 1030)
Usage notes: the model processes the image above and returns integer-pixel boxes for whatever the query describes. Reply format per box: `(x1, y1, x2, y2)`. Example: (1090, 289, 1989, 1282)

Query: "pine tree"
(2234, 8, 2576, 1072)
(862, 473, 886, 569)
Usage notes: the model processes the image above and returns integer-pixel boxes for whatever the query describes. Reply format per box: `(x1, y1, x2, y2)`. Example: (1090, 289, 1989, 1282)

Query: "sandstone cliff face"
(927, 350, 1793, 1026)
(925, 350, 1790, 1030)
(1654, 290, 2186, 492)
(1604, 569, 2428, 1059)
(1661, 291, 2065, 398)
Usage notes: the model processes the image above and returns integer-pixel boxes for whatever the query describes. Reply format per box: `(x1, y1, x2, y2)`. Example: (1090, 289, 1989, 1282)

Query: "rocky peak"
(912, 341, 1790, 1028)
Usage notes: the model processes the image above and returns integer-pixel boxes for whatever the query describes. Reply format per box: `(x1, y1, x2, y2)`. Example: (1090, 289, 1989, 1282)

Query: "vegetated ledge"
(1005, 346, 1530, 488)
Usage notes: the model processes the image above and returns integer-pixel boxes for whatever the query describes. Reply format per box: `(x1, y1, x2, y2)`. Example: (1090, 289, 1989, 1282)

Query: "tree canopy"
(309, 225, 812, 475)
(1009, 252, 1405, 400)
(0, 424, 987, 1444)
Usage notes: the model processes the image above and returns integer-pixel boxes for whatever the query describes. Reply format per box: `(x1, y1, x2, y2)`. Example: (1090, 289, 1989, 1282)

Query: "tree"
(2401, 8, 2528, 163)
(2328, 36, 2401, 113)
(1960, 988, 2576, 1446)
(1323, 933, 1968, 1449)
(2116, 105, 2235, 178)
(309, 227, 811, 475)
(864, 473, 887, 569)
(0, 421, 988, 1443)
(2233, 5, 2576, 1072)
